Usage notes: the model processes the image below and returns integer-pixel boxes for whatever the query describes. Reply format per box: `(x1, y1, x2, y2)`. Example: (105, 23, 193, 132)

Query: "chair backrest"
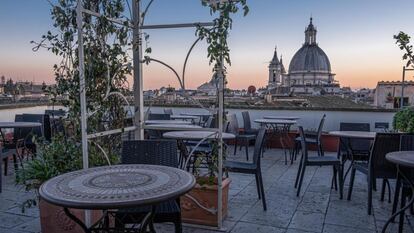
(45, 109, 66, 117)
(400, 134, 414, 150)
(375, 122, 389, 132)
(241, 111, 252, 131)
(205, 116, 216, 128)
(339, 122, 371, 153)
(163, 108, 173, 115)
(369, 133, 400, 178)
(340, 122, 370, 132)
(316, 114, 326, 140)
(121, 140, 178, 167)
(252, 128, 267, 166)
(227, 114, 240, 135)
(298, 126, 309, 161)
(22, 114, 52, 141)
(148, 113, 171, 120)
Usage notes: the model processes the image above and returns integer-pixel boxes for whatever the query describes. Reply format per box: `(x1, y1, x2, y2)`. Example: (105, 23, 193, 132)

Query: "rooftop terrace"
(1, 147, 412, 233)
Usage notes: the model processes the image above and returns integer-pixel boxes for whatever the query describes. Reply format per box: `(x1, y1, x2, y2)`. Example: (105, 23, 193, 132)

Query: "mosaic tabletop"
(39, 164, 195, 209)
(254, 119, 297, 125)
(163, 131, 235, 140)
(0, 122, 42, 128)
(386, 151, 414, 168)
(329, 131, 376, 139)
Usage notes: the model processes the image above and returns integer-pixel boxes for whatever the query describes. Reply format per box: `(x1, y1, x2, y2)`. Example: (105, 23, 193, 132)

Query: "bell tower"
(268, 47, 285, 89)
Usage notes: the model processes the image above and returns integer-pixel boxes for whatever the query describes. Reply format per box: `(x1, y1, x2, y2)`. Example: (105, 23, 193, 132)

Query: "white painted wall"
(150, 106, 396, 132)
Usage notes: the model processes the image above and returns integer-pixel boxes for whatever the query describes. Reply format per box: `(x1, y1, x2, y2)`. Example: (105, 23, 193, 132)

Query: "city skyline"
(1, 0, 414, 90)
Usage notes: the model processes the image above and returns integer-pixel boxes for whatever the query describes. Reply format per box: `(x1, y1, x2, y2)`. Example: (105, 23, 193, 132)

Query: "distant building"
(267, 48, 286, 89)
(197, 74, 220, 96)
(15, 81, 46, 97)
(374, 81, 414, 109)
(268, 18, 339, 95)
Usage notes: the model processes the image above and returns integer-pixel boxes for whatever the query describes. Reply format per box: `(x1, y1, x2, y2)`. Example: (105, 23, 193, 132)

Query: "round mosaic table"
(39, 164, 195, 232)
(180, 113, 212, 125)
(254, 119, 297, 165)
(170, 115, 199, 121)
(0, 122, 42, 128)
(263, 116, 300, 120)
(145, 124, 201, 131)
(144, 120, 191, 125)
(382, 151, 414, 233)
(163, 131, 235, 140)
(329, 131, 376, 139)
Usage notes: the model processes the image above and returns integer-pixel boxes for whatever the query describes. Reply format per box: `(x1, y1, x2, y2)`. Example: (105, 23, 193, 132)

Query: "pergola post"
(132, 0, 144, 139)
(76, 0, 91, 227)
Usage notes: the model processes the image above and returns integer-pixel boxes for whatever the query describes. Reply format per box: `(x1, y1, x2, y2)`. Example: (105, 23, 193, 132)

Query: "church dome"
(288, 17, 332, 74)
(288, 44, 331, 73)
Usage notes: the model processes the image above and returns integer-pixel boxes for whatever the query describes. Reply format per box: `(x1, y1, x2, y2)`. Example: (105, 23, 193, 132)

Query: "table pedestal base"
(64, 206, 156, 233)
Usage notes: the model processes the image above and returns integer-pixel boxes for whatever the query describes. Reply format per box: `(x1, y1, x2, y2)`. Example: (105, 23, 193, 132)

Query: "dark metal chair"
(294, 114, 326, 158)
(375, 122, 389, 132)
(224, 128, 267, 211)
(45, 109, 66, 118)
(390, 134, 414, 226)
(241, 111, 259, 135)
(347, 133, 401, 215)
(0, 146, 14, 193)
(227, 114, 256, 160)
(21, 114, 52, 142)
(295, 126, 343, 198)
(148, 113, 171, 120)
(116, 140, 182, 232)
(164, 109, 173, 115)
(339, 122, 371, 158)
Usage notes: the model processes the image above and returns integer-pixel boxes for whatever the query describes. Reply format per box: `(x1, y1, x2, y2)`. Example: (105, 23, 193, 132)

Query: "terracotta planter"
(39, 199, 104, 233)
(180, 178, 231, 227)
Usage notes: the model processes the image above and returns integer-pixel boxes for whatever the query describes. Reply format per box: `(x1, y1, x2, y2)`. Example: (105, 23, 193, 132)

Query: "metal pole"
(217, 11, 225, 230)
(76, 0, 91, 227)
(132, 0, 144, 139)
(401, 66, 406, 109)
(217, 70, 224, 230)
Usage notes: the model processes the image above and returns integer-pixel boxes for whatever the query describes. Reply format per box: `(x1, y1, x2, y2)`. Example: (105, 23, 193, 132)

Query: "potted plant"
(180, 141, 231, 227)
(393, 107, 414, 133)
(179, 1, 249, 226)
(16, 134, 118, 233)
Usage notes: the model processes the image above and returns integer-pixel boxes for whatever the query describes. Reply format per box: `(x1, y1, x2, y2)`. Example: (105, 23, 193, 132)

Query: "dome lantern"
(305, 17, 317, 45)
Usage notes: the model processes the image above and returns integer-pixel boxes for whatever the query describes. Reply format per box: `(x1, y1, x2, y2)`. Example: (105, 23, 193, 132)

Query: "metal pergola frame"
(76, 0, 226, 230)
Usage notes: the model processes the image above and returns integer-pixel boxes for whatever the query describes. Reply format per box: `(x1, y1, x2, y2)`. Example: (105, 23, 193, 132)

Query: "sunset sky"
(1, 0, 414, 90)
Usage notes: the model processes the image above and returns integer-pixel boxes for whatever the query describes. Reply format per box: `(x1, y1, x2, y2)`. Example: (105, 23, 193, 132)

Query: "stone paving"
(1, 147, 414, 233)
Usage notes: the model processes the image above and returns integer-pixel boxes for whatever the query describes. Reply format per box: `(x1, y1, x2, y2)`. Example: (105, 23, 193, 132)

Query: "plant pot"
(39, 199, 104, 233)
(180, 178, 231, 227)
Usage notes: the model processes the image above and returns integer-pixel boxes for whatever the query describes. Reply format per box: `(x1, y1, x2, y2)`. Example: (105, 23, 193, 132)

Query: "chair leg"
(245, 141, 249, 161)
(386, 179, 392, 203)
(3, 158, 7, 176)
(258, 171, 267, 211)
(317, 144, 321, 157)
(149, 222, 156, 233)
(338, 164, 344, 200)
(255, 173, 261, 200)
(347, 167, 356, 201)
(296, 163, 306, 197)
(295, 157, 303, 188)
(319, 143, 324, 156)
(233, 139, 238, 155)
(367, 174, 373, 215)
(391, 175, 402, 221)
(380, 179, 387, 202)
(332, 167, 338, 191)
(399, 188, 407, 233)
(174, 218, 183, 233)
